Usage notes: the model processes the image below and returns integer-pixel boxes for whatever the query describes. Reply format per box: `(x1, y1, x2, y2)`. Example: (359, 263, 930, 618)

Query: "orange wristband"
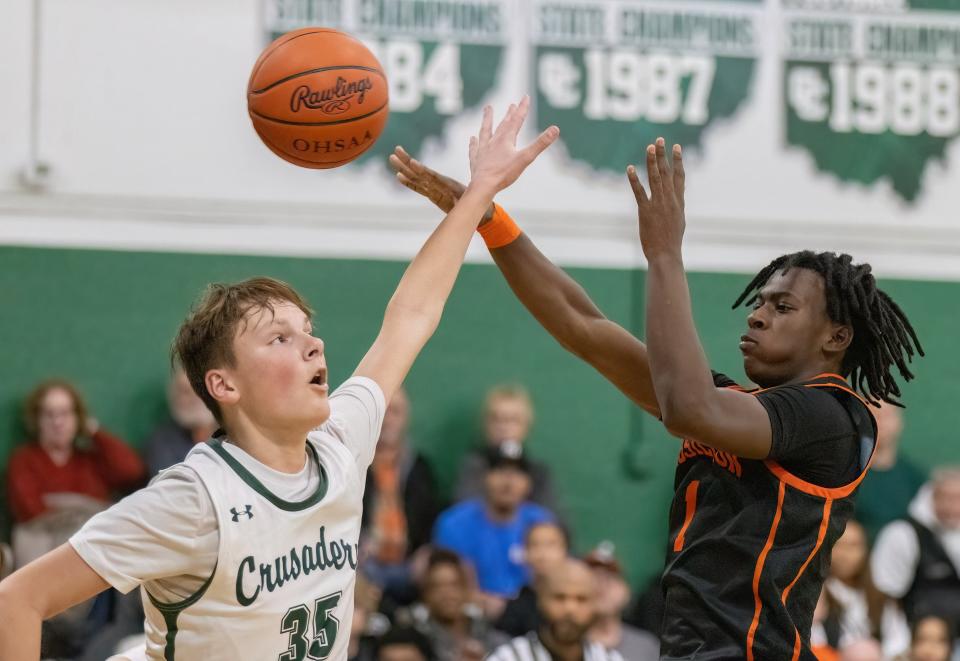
(478, 203, 521, 249)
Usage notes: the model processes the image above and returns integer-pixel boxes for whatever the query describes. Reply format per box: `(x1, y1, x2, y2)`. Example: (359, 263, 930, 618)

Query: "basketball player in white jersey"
(0, 97, 559, 660)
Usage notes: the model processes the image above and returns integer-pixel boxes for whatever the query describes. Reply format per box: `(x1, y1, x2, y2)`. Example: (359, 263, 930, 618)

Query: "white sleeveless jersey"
(141, 436, 364, 661)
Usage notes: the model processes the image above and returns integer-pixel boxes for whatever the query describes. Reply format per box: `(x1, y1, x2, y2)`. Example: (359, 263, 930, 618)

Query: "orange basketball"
(247, 28, 389, 169)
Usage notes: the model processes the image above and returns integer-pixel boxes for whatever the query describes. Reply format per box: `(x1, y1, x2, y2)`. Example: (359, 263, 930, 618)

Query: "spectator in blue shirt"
(434, 441, 554, 615)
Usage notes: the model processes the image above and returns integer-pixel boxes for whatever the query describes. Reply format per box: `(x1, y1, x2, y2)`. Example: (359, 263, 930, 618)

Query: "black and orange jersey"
(660, 374, 877, 661)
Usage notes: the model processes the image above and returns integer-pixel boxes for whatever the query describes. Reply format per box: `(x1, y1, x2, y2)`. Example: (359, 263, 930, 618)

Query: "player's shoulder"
(328, 375, 385, 411)
(711, 370, 743, 390)
(313, 376, 385, 440)
(758, 380, 854, 420)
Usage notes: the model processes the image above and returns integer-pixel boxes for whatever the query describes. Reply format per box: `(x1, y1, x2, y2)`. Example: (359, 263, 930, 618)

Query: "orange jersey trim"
(763, 378, 877, 499)
(746, 480, 786, 661)
(782, 498, 834, 661)
(673, 480, 700, 552)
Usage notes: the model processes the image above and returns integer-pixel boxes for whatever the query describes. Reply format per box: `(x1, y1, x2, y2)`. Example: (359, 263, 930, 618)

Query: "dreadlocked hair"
(732, 251, 923, 406)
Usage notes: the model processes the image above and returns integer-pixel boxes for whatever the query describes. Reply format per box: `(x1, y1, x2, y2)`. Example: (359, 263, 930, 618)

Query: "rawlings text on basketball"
(290, 77, 374, 114)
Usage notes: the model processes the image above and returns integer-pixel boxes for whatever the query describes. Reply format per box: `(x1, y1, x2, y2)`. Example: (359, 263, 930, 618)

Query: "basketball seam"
(250, 101, 388, 127)
(248, 30, 332, 92)
(249, 65, 386, 95)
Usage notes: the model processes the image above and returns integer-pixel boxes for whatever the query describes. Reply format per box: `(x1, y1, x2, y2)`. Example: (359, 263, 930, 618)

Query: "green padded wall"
(1, 246, 957, 587)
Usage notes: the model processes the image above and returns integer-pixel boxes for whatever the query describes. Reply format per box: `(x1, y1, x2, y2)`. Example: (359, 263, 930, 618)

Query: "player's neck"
(774, 363, 846, 388)
(223, 414, 309, 473)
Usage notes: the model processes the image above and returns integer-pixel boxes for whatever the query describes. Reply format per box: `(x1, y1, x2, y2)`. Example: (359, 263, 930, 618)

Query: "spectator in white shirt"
(813, 520, 910, 658)
(872, 468, 960, 631)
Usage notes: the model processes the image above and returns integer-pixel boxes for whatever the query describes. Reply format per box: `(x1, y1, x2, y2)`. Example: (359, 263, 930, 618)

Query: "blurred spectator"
(585, 542, 660, 660)
(487, 559, 623, 660)
(839, 638, 883, 661)
(349, 575, 389, 661)
(811, 520, 909, 658)
(6, 379, 145, 659)
(454, 384, 557, 511)
(434, 442, 554, 609)
(495, 521, 569, 637)
(910, 615, 954, 661)
(856, 403, 926, 540)
(142, 364, 217, 475)
(362, 388, 441, 597)
(375, 626, 436, 661)
(872, 468, 960, 631)
(7, 378, 145, 565)
(397, 549, 507, 661)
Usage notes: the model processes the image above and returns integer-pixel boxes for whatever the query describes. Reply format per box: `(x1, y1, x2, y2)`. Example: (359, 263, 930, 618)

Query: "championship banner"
(265, 0, 508, 162)
(784, 0, 960, 202)
(532, 0, 763, 173)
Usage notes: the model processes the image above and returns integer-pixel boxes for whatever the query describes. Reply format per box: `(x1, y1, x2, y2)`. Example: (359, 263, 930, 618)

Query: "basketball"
(247, 28, 389, 169)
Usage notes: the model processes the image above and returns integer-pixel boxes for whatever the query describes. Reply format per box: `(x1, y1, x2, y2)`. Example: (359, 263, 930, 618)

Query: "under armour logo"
(230, 505, 254, 522)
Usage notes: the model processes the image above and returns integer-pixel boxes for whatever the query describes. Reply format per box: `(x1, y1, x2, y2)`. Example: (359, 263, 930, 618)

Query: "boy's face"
(740, 268, 846, 388)
(912, 617, 952, 661)
(423, 563, 467, 623)
(525, 524, 567, 578)
(484, 396, 532, 445)
(215, 301, 329, 436)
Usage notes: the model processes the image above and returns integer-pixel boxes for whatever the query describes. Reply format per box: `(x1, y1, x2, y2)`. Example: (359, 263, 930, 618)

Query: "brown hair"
(23, 379, 89, 441)
(171, 277, 312, 424)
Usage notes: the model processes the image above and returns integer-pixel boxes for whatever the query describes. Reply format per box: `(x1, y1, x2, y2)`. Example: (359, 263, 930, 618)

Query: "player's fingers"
(469, 135, 478, 170)
(506, 95, 530, 142)
(388, 153, 418, 180)
(479, 105, 493, 145)
(518, 125, 559, 166)
(655, 137, 674, 196)
(406, 155, 427, 176)
(396, 172, 416, 190)
(673, 144, 685, 206)
(394, 145, 413, 166)
(495, 104, 517, 140)
(626, 164, 648, 206)
(646, 144, 662, 197)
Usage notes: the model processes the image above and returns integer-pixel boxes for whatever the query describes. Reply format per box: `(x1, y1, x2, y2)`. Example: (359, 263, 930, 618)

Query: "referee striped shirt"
(486, 632, 625, 661)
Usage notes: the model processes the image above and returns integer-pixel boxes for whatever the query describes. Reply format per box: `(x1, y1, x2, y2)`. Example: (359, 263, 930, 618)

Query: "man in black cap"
(585, 542, 660, 660)
(433, 441, 555, 614)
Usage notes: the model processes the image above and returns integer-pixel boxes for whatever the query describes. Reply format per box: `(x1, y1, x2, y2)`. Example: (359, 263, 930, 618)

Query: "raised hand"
(468, 96, 559, 193)
(389, 146, 476, 215)
(627, 137, 686, 261)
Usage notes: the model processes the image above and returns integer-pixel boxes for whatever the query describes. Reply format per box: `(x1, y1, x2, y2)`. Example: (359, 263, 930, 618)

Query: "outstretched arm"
(629, 140, 771, 458)
(355, 98, 558, 402)
(0, 544, 110, 659)
(389, 148, 660, 417)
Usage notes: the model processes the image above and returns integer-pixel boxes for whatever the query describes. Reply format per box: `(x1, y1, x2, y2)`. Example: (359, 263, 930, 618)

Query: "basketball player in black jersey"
(390, 139, 923, 660)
